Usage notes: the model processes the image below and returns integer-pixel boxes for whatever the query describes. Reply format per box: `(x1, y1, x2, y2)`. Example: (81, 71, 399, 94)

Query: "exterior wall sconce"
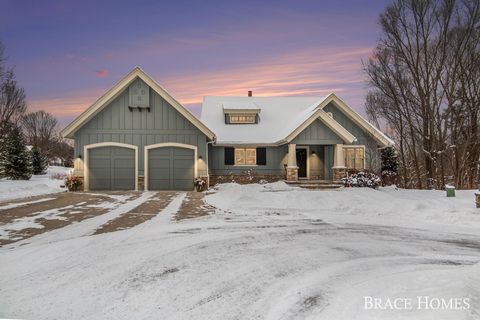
(311, 151, 316, 155)
(198, 155, 203, 159)
(78, 154, 82, 159)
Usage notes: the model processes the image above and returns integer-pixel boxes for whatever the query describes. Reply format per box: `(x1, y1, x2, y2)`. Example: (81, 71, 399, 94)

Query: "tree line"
(365, 0, 480, 189)
(0, 41, 73, 179)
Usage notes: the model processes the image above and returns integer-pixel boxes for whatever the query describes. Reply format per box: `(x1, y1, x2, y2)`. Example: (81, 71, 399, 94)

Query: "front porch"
(285, 143, 348, 183)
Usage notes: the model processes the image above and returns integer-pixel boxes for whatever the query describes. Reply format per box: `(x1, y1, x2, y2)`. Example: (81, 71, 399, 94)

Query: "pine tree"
(31, 147, 47, 175)
(381, 147, 399, 173)
(0, 123, 32, 180)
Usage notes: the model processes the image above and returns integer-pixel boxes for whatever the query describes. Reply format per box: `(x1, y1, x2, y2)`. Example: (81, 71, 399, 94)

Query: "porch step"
(285, 180, 344, 190)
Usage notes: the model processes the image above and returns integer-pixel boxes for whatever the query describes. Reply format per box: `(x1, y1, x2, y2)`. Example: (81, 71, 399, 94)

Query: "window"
(344, 147, 364, 170)
(224, 147, 266, 166)
(227, 114, 256, 124)
(235, 148, 256, 165)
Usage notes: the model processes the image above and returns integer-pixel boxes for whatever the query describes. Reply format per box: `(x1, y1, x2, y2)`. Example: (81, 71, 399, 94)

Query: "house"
(201, 94, 393, 185)
(61, 67, 394, 191)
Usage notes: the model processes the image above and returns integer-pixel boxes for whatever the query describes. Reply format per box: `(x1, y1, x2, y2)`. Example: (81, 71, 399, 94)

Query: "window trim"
(234, 147, 257, 166)
(343, 145, 366, 170)
(225, 113, 258, 124)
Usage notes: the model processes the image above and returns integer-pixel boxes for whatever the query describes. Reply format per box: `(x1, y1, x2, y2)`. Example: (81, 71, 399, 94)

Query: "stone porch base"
(209, 174, 284, 186)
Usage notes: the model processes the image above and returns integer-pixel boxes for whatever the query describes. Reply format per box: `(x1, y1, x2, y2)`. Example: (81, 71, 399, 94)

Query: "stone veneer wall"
(332, 168, 347, 181)
(209, 174, 285, 186)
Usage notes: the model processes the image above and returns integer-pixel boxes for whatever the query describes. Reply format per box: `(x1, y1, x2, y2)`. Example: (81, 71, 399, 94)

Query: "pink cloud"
(31, 45, 372, 126)
(95, 69, 109, 77)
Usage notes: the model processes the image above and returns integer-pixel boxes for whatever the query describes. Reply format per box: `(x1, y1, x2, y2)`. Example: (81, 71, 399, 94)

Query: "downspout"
(206, 137, 216, 188)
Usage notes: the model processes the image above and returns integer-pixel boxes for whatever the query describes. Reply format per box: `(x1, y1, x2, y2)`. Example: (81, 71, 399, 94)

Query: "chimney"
(248, 90, 252, 97)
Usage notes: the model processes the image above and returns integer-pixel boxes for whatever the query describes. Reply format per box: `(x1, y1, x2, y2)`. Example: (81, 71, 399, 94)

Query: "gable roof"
(201, 93, 394, 147)
(61, 67, 215, 140)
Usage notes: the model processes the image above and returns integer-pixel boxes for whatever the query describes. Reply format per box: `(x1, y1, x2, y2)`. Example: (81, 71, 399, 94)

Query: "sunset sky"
(1, 0, 390, 127)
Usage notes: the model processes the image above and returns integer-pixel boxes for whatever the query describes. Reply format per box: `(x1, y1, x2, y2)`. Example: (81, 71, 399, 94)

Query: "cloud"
(95, 69, 109, 77)
(162, 46, 371, 106)
(29, 45, 372, 127)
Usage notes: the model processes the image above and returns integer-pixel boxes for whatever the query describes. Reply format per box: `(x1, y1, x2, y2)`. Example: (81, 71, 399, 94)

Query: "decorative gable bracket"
(128, 106, 151, 112)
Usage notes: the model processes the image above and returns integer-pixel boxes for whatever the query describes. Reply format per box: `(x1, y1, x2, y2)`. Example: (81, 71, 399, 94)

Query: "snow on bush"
(342, 171, 381, 188)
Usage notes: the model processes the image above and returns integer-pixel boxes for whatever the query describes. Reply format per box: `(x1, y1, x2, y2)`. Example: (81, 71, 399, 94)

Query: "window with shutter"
(224, 147, 235, 165)
(256, 148, 266, 165)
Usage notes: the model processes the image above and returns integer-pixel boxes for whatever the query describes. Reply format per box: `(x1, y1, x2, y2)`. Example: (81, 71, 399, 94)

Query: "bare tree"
(365, 0, 480, 189)
(0, 41, 27, 141)
(21, 110, 59, 159)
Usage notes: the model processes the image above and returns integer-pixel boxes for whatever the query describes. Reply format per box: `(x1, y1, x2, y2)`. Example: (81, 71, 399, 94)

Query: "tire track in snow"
(6, 192, 157, 247)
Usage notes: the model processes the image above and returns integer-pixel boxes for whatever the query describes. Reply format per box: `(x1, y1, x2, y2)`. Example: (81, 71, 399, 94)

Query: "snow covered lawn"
(0, 183, 479, 320)
(0, 166, 72, 201)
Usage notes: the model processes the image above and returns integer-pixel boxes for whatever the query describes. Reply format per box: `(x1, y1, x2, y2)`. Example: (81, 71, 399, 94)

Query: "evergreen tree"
(381, 147, 399, 173)
(0, 123, 32, 180)
(31, 147, 47, 175)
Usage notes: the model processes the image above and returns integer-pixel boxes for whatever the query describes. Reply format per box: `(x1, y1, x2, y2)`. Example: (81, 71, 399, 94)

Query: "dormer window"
(228, 114, 257, 124)
(223, 103, 261, 125)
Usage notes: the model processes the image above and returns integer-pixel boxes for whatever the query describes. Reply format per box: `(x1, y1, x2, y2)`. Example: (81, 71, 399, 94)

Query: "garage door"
(148, 147, 194, 190)
(88, 146, 135, 190)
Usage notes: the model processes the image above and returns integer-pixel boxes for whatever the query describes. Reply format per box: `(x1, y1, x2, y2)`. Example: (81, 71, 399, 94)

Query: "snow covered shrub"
(0, 123, 33, 180)
(194, 177, 207, 192)
(65, 175, 82, 192)
(342, 171, 381, 189)
(381, 147, 399, 186)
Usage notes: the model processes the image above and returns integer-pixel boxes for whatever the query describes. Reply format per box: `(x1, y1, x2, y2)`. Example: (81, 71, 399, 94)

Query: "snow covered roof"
(201, 96, 321, 145)
(201, 93, 394, 147)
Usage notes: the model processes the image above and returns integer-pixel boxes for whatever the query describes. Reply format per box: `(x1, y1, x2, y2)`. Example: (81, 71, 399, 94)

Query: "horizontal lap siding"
(74, 80, 208, 176)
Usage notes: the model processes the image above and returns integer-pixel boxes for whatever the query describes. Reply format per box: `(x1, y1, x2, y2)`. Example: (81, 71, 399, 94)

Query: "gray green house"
(61, 67, 393, 191)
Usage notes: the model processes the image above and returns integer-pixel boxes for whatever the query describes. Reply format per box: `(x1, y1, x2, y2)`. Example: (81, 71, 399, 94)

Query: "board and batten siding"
(208, 146, 288, 175)
(74, 78, 208, 177)
(291, 118, 343, 145)
(323, 102, 380, 170)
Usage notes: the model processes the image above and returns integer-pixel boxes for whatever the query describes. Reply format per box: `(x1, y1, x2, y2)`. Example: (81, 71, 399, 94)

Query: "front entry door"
(296, 148, 307, 178)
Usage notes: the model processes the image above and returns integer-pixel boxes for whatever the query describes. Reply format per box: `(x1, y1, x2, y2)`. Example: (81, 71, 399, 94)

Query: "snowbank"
(0, 166, 72, 202)
(206, 182, 480, 233)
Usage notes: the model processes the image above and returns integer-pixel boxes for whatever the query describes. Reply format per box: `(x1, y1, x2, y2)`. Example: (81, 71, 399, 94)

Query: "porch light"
(311, 151, 316, 155)
(198, 155, 203, 160)
(78, 154, 82, 159)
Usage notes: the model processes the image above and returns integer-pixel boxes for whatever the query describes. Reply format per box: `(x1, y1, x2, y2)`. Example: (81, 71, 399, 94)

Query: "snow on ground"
(207, 182, 480, 234)
(0, 166, 72, 202)
(0, 183, 479, 320)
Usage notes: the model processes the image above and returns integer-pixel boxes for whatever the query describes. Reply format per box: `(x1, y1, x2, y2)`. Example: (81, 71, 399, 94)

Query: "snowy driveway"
(0, 183, 479, 319)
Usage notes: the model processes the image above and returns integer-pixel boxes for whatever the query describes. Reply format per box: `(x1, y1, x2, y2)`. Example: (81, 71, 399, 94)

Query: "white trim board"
(144, 142, 198, 191)
(84, 142, 139, 191)
(284, 108, 357, 145)
(61, 67, 215, 140)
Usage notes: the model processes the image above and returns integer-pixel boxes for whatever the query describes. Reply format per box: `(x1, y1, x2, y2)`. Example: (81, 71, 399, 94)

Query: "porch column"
(332, 144, 347, 181)
(286, 143, 298, 182)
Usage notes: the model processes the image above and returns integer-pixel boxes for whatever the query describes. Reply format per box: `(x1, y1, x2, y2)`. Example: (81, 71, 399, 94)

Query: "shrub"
(194, 177, 207, 192)
(381, 147, 399, 186)
(65, 175, 83, 192)
(342, 171, 381, 189)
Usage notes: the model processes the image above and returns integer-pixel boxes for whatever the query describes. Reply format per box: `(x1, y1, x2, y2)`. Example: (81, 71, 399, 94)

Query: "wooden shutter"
(224, 147, 234, 165)
(256, 147, 266, 165)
